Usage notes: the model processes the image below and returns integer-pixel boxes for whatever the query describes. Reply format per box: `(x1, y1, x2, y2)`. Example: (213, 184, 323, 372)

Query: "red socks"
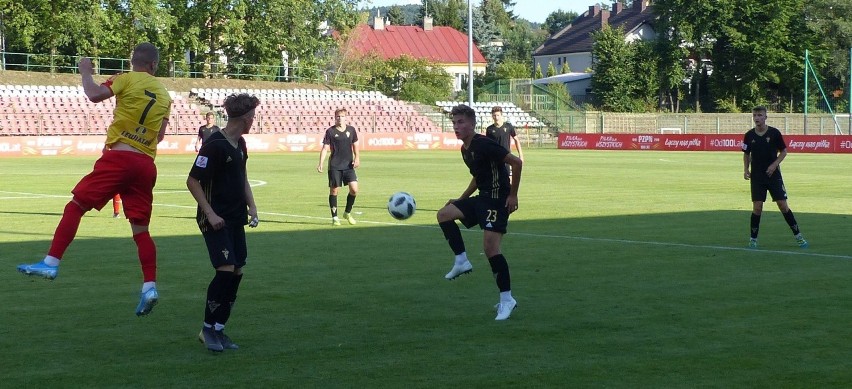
(133, 231, 157, 282)
(47, 202, 87, 259)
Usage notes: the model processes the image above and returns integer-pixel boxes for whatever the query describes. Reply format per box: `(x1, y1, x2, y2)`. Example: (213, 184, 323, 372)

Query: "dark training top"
(485, 121, 517, 151)
(189, 131, 249, 230)
(462, 134, 511, 199)
(322, 125, 359, 170)
(742, 126, 786, 181)
(198, 125, 220, 143)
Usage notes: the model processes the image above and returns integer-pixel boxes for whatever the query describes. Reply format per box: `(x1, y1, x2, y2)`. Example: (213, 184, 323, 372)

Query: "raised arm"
(79, 58, 114, 103)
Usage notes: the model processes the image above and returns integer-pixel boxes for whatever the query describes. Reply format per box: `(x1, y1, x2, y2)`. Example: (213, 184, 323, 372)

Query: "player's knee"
(70, 198, 93, 212)
(436, 207, 456, 223)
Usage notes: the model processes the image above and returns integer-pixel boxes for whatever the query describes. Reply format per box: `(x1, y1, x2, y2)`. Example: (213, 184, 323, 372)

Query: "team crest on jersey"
(195, 155, 209, 168)
(765, 137, 771, 143)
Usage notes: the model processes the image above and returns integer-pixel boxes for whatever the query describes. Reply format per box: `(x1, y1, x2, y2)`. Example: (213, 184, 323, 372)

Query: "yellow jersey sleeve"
(104, 72, 172, 158)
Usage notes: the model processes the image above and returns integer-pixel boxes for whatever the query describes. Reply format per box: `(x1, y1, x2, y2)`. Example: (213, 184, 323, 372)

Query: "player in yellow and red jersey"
(18, 42, 172, 317)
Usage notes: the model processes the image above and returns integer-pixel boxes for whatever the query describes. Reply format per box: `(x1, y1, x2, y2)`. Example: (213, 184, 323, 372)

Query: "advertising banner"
(0, 132, 467, 157)
(558, 133, 852, 154)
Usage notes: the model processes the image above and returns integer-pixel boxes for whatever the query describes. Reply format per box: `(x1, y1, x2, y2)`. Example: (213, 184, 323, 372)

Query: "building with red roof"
(348, 15, 487, 91)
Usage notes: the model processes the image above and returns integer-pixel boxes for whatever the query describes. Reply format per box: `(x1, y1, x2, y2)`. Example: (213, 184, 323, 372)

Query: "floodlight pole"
(467, 0, 474, 106)
(804, 50, 809, 134)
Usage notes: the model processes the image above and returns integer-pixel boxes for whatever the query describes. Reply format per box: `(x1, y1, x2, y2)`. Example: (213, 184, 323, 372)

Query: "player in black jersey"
(742, 106, 807, 249)
(195, 111, 220, 152)
(317, 108, 360, 226)
(438, 104, 523, 320)
(187, 93, 260, 352)
(485, 105, 524, 164)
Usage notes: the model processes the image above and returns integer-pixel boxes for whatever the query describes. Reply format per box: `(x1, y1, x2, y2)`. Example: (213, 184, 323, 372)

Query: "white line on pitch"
(152, 203, 852, 261)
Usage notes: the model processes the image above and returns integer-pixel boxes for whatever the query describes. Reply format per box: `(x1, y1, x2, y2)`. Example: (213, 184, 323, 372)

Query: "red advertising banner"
(0, 132, 466, 157)
(558, 133, 852, 154)
(705, 134, 743, 151)
(785, 135, 835, 153)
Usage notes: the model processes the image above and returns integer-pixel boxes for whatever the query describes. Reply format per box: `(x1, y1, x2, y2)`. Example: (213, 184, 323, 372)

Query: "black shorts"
(202, 224, 247, 269)
(453, 195, 509, 234)
(751, 177, 787, 202)
(328, 168, 357, 188)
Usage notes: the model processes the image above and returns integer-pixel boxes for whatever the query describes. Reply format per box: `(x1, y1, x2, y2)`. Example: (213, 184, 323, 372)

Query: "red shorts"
(72, 150, 157, 226)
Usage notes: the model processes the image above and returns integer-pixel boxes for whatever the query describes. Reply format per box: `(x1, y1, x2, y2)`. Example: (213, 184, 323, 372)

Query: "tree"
(481, 0, 512, 29)
(546, 61, 556, 77)
(590, 25, 635, 111)
(560, 62, 570, 74)
(501, 19, 546, 65)
(534, 63, 543, 78)
(440, 0, 465, 31)
(417, 0, 443, 27)
(805, 0, 852, 94)
(493, 59, 531, 79)
(386, 5, 405, 25)
(469, 5, 501, 72)
(543, 9, 578, 36)
(708, 0, 809, 111)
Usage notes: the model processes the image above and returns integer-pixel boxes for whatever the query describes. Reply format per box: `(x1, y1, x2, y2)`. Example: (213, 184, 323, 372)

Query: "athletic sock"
(750, 213, 761, 239)
(47, 201, 87, 259)
(329, 195, 338, 218)
(783, 210, 801, 235)
(43, 256, 60, 267)
(205, 271, 233, 326)
(227, 273, 244, 311)
(488, 254, 511, 292)
(142, 281, 156, 293)
(345, 194, 356, 214)
(133, 231, 157, 282)
(454, 253, 469, 265)
(439, 221, 466, 255)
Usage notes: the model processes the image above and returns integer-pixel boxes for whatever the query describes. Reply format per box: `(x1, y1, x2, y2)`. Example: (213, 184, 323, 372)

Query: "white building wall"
(533, 53, 593, 76)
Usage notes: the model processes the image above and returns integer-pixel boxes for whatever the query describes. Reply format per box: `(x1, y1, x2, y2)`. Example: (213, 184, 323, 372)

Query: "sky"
(358, 0, 595, 24)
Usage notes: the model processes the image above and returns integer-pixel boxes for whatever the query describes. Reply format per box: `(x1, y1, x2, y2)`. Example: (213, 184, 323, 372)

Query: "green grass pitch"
(1, 149, 851, 387)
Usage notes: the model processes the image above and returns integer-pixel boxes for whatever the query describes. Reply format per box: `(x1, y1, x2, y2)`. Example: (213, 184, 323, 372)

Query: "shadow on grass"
(1, 210, 851, 386)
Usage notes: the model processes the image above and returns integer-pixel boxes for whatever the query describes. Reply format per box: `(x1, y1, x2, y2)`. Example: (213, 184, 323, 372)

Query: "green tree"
(546, 61, 556, 77)
(590, 25, 634, 111)
(469, 6, 501, 72)
(560, 62, 570, 74)
(440, 0, 465, 31)
(341, 54, 452, 104)
(386, 5, 405, 25)
(416, 0, 443, 27)
(534, 63, 543, 78)
(709, 0, 808, 111)
(481, 0, 512, 29)
(501, 19, 546, 65)
(6, 0, 106, 72)
(804, 0, 852, 95)
(493, 59, 532, 79)
(543, 9, 578, 36)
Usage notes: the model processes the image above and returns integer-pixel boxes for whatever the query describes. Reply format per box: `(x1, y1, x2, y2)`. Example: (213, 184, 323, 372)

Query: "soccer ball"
(387, 192, 416, 220)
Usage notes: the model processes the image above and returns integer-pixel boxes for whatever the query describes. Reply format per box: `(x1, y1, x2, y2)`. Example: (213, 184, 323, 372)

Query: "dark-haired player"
(187, 93, 260, 352)
(485, 106, 524, 167)
(316, 108, 360, 226)
(18, 42, 171, 317)
(438, 104, 523, 321)
(742, 106, 807, 249)
(195, 111, 220, 152)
